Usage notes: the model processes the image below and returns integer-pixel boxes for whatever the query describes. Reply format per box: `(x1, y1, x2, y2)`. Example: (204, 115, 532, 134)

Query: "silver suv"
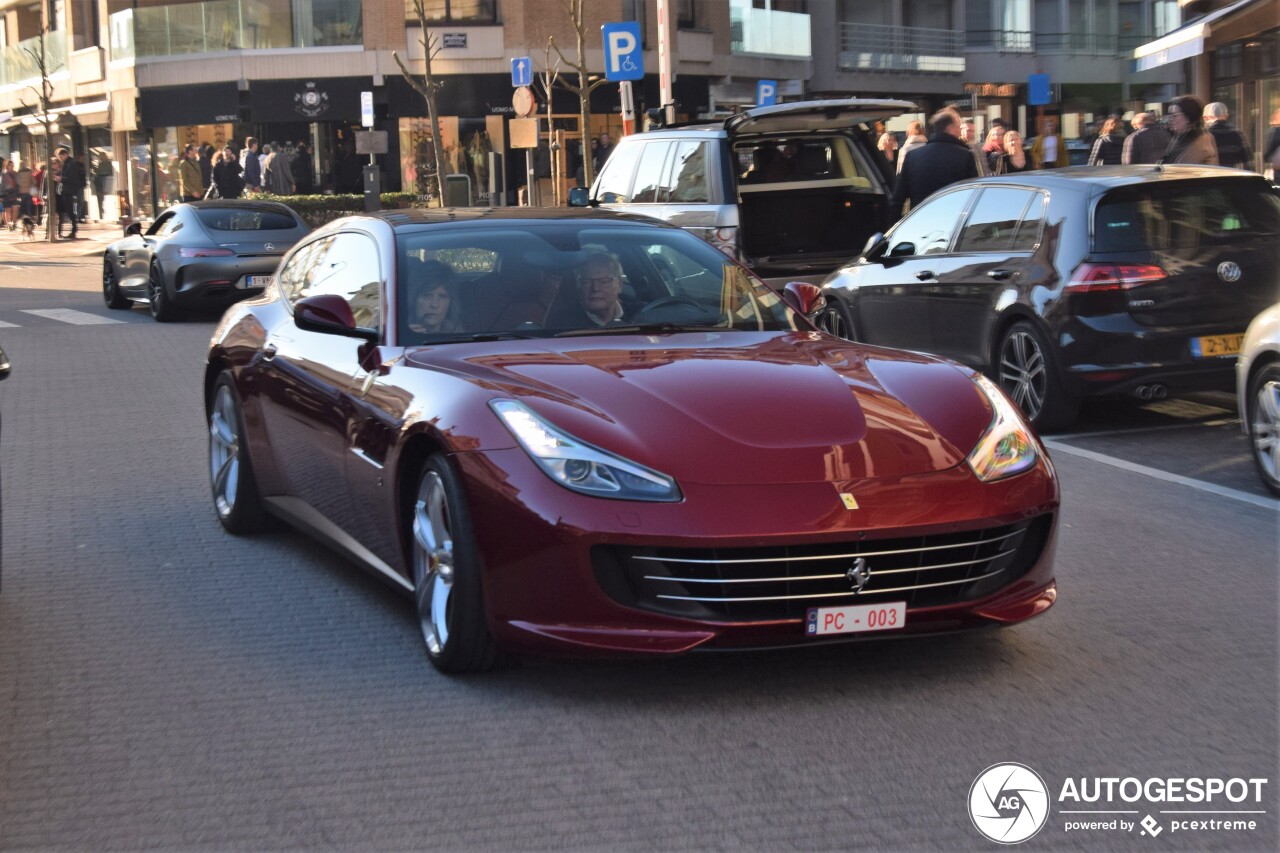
(575, 99, 914, 284)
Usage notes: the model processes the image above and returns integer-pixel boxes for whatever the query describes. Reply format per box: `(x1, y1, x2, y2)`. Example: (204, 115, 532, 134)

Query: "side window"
(594, 141, 643, 203)
(956, 188, 1036, 253)
(667, 140, 709, 203)
(1010, 193, 1047, 251)
(631, 141, 673, 204)
(277, 235, 334, 305)
(148, 211, 175, 236)
(889, 189, 974, 256)
(300, 232, 382, 329)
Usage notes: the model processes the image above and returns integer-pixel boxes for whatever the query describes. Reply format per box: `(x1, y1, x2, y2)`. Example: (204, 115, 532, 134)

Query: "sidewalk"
(0, 219, 121, 263)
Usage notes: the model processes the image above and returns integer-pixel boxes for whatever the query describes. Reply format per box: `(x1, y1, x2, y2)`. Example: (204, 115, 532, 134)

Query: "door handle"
(915, 270, 935, 281)
(262, 343, 278, 362)
(987, 269, 1013, 280)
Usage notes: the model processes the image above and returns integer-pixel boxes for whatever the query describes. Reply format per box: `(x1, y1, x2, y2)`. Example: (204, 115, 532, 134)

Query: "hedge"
(251, 192, 428, 227)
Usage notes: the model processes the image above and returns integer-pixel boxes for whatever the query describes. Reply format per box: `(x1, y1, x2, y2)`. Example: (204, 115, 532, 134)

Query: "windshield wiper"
(553, 324, 717, 337)
(423, 330, 547, 343)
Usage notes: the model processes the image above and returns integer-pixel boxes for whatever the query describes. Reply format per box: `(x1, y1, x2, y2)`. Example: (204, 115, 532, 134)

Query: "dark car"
(102, 201, 309, 321)
(205, 209, 1059, 673)
(819, 165, 1280, 431)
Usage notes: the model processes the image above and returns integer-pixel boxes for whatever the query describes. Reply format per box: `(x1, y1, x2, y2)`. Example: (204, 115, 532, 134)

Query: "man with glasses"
(573, 249, 626, 326)
(1161, 95, 1218, 165)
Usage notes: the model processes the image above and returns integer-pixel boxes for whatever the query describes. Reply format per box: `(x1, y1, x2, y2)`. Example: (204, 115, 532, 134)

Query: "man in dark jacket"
(240, 137, 261, 192)
(56, 148, 84, 238)
(1203, 102, 1252, 169)
(1121, 112, 1172, 165)
(290, 142, 315, 194)
(890, 109, 979, 220)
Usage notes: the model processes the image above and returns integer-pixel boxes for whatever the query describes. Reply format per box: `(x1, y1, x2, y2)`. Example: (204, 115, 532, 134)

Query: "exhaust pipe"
(1150, 384, 1168, 400)
(1135, 386, 1153, 401)
(1133, 384, 1169, 402)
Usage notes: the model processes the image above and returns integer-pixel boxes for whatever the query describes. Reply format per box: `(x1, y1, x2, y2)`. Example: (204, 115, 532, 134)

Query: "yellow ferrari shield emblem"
(839, 493, 859, 510)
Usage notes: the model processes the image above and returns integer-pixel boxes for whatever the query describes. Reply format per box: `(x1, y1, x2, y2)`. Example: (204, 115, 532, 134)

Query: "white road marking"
(1043, 438, 1279, 512)
(0, 319, 19, 327)
(20, 308, 125, 325)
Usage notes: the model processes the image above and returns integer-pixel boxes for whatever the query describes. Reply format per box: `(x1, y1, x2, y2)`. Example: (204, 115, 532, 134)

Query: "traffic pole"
(620, 81, 635, 136)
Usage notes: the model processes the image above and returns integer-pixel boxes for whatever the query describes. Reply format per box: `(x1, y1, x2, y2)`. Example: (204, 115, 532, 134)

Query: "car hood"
(408, 332, 993, 485)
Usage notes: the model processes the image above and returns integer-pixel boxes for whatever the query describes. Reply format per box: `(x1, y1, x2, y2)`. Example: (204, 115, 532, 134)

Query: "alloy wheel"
(998, 330, 1047, 420)
(818, 306, 848, 339)
(413, 470, 455, 656)
(1251, 378, 1280, 485)
(208, 384, 241, 518)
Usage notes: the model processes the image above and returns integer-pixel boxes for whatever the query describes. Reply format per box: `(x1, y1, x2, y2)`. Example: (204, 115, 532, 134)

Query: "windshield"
(195, 207, 299, 232)
(395, 224, 801, 344)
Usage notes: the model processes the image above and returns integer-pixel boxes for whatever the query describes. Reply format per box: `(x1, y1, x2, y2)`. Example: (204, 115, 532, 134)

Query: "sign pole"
(657, 0, 675, 125)
(620, 81, 635, 136)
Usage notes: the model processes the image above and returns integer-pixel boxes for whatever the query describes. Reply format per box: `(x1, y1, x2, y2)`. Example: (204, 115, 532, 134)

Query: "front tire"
(147, 262, 179, 322)
(102, 256, 129, 309)
(996, 320, 1077, 433)
(208, 372, 267, 533)
(411, 455, 498, 674)
(1247, 363, 1280, 497)
(817, 298, 857, 340)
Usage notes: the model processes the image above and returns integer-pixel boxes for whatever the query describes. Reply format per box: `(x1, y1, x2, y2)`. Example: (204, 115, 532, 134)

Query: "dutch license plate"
(806, 601, 906, 637)
(1191, 334, 1244, 358)
(238, 274, 272, 290)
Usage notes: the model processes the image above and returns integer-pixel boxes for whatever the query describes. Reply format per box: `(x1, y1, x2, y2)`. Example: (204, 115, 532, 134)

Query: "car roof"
(349, 207, 683, 231)
(955, 164, 1266, 193)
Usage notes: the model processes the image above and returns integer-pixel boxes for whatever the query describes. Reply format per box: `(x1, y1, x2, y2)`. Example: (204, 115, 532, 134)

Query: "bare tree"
(19, 27, 60, 242)
(549, 0, 609, 188)
(536, 38, 563, 207)
(393, 0, 448, 204)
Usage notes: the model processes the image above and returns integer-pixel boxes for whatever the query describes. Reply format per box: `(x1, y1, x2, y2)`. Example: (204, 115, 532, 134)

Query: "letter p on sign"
(757, 80, 778, 107)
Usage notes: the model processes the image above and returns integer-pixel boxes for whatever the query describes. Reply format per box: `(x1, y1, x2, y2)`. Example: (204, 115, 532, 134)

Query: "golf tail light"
(1066, 263, 1166, 292)
(179, 247, 236, 258)
(968, 374, 1040, 482)
(490, 400, 682, 502)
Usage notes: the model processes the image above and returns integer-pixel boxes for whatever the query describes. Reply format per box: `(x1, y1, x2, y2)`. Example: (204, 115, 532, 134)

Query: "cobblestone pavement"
(0, 263, 1275, 851)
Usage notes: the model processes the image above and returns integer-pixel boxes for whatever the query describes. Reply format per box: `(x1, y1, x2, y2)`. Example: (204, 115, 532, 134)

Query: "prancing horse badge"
(839, 493, 859, 510)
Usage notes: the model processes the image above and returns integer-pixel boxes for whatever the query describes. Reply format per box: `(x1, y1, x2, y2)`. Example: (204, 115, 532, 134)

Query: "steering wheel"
(634, 295, 706, 323)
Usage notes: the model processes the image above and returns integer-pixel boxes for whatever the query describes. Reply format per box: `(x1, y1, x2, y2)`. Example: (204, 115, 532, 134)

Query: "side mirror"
(567, 187, 592, 208)
(888, 241, 916, 258)
(0, 344, 10, 380)
(862, 232, 888, 260)
(125, 222, 143, 237)
(781, 282, 826, 317)
(294, 294, 378, 343)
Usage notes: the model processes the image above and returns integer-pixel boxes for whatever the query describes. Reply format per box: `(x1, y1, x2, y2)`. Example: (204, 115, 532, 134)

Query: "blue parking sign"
(511, 56, 533, 88)
(1028, 74, 1051, 106)
(756, 80, 778, 107)
(602, 22, 643, 82)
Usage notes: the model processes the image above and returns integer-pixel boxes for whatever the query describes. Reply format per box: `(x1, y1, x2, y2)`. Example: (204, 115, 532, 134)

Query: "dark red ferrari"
(205, 209, 1059, 673)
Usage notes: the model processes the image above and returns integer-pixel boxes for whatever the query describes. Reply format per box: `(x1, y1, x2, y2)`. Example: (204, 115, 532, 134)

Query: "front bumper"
(454, 449, 1060, 657)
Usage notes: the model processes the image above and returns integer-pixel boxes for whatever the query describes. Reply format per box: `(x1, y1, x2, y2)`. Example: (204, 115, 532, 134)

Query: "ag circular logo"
(969, 762, 1050, 844)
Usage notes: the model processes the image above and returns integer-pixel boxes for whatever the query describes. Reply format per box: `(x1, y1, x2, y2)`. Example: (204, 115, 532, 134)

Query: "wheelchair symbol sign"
(602, 22, 644, 82)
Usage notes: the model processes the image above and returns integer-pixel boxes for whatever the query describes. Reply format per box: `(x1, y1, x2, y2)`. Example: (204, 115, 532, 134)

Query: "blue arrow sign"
(511, 56, 532, 88)
(602, 22, 643, 82)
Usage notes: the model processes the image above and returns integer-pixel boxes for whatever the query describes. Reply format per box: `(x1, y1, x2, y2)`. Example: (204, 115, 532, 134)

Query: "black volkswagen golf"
(818, 166, 1280, 431)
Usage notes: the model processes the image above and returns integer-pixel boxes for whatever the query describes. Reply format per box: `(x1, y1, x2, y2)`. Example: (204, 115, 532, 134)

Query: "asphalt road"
(0, 260, 1275, 851)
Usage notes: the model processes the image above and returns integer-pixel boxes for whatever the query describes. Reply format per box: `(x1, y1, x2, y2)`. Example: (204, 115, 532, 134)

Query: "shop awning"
(1132, 0, 1257, 71)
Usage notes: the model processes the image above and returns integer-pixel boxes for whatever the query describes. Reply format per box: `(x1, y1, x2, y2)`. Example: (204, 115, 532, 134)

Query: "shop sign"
(964, 83, 1018, 97)
(442, 33, 467, 48)
(295, 82, 331, 119)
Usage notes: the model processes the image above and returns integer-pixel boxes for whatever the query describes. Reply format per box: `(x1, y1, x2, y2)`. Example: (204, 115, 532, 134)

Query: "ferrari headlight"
(967, 374, 1040, 482)
(490, 400, 682, 502)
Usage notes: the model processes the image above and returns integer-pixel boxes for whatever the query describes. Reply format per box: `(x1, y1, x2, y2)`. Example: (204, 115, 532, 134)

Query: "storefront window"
(127, 129, 154, 219)
(407, 0, 497, 23)
(86, 128, 115, 223)
(297, 0, 363, 47)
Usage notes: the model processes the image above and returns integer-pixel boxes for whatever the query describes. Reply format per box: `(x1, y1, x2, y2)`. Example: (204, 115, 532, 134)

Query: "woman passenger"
(409, 260, 463, 335)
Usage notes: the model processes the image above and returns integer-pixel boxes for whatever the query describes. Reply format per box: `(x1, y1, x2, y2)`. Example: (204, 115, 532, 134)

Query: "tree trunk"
(422, 44, 447, 205)
(577, 9, 593, 189)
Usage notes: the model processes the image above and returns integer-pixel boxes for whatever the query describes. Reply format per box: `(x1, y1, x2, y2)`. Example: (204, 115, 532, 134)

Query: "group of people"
(407, 247, 627, 338)
(165, 137, 318, 204)
(883, 95, 1273, 221)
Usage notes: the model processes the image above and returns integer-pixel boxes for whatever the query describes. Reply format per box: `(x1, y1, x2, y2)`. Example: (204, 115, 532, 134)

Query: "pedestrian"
(890, 108, 980, 219)
(877, 131, 898, 174)
(31, 161, 45, 226)
(1203, 102, 1252, 169)
(1, 160, 18, 231)
(1161, 95, 1218, 165)
(92, 151, 112, 221)
(996, 130, 1031, 174)
(594, 132, 614, 171)
(290, 141, 315, 194)
(262, 145, 294, 195)
(56, 148, 84, 238)
(1031, 119, 1069, 169)
(212, 146, 244, 199)
(1088, 116, 1125, 166)
(982, 126, 1006, 174)
(1265, 108, 1280, 176)
(960, 118, 989, 175)
(896, 120, 927, 175)
(260, 142, 273, 177)
(1121, 112, 1172, 165)
(73, 153, 89, 222)
(240, 137, 261, 192)
(177, 143, 205, 202)
(16, 160, 33, 226)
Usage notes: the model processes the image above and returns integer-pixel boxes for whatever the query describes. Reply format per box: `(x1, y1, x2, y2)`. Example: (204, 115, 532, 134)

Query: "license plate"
(1191, 334, 1244, 358)
(806, 601, 906, 637)
(238, 274, 272, 290)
